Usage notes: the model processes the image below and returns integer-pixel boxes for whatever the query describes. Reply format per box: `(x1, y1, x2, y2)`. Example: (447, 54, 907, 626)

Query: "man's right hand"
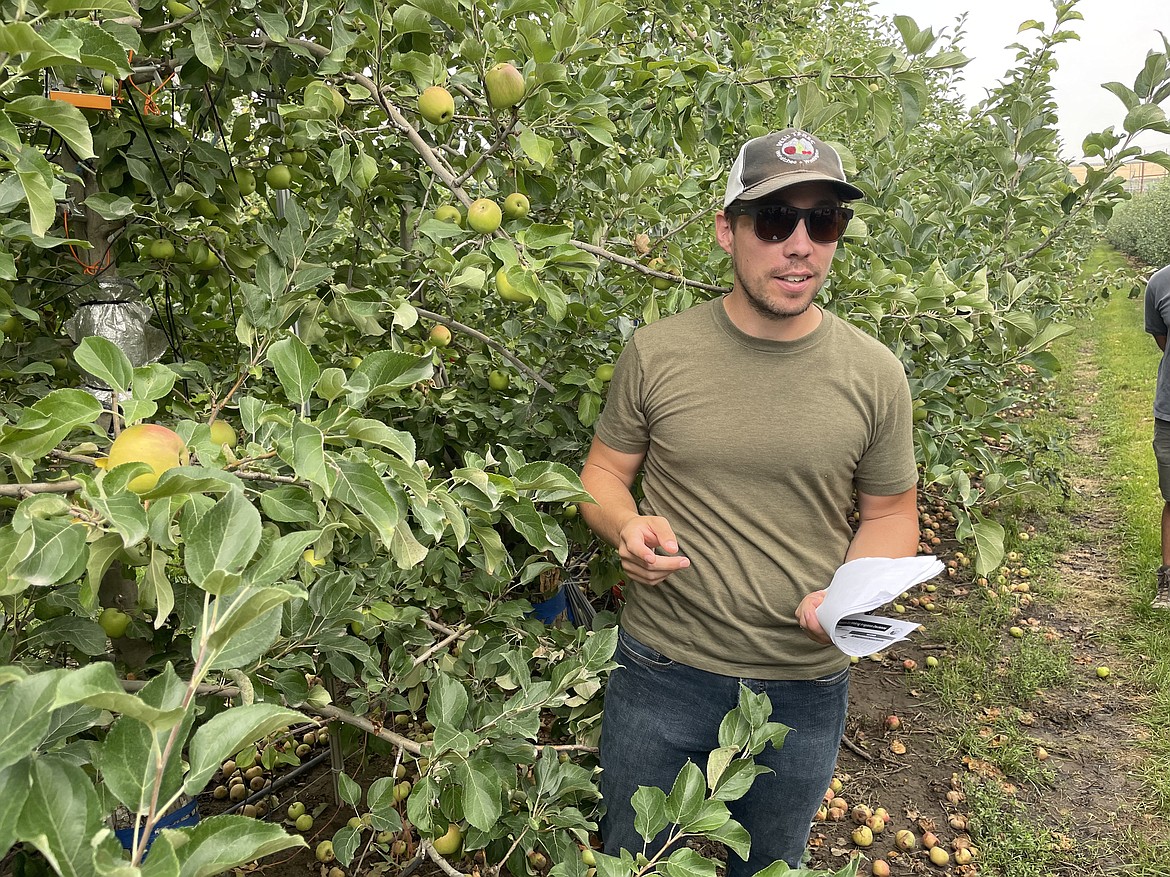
(616, 515, 690, 586)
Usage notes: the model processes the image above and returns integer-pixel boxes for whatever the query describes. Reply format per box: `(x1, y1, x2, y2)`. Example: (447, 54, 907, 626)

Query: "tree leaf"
(185, 704, 304, 795)
(0, 670, 62, 770)
(16, 758, 104, 877)
(268, 334, 321, 407)
(662, 847, 717, 877)
(458, 761, 502, 831)
(4, 96, 94, 159)
(631, 785, 668, 842)
(75, 336, 134, 396)
(170, 814, 305, 877)
(182, 490, 262, 592)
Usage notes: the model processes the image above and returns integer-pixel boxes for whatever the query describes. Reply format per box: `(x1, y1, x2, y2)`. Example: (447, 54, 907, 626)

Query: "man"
(579, 129, 920, 874)
(1142, 263, 1170, 609)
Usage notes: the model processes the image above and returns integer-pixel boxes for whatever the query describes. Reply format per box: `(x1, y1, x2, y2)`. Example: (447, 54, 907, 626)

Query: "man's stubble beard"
(735, 261, 822, 321)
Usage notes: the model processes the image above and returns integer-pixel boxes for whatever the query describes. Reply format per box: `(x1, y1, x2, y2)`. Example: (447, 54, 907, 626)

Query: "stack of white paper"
(814, 555, 946, 657)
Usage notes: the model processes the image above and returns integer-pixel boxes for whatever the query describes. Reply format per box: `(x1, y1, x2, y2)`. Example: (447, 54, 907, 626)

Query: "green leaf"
(44, 0, 135, 12)
(352, 350, 432, 397)
(631, 785, 668, 842)
(457, 762, 502, 831)
(3, 96, 95, 159)
(338, 771, 362, 808)
(663, 847, 717, 877)
(13, 146, 56, 238)
(203, 583, 306, 658)
(182, 490, 262, 592)
(0, 760, 32, 855)
(704, 817, 750, 860)
(0, 670, 61, 770)
(346, 418, 416, 461)
(11, 519, 87, 587)
(972, 517, 1006, 577)
(206, 606, 283, 671)
(259, 486, 319, 523)
(1124, 103, 1168, 136)
(78, 472, 148, 546)
(54, 662, 186, 729)
(185, 704, 304, 795)
(268, 334, 321, 406)
(425, 675, 469, 728)
(16, 758, 104, 877)
(334, 459, 403, 548)
(665, 761, 705, 827)
(75, 335, 134, 395)
(190, 19, 224, 73)
(245, 530, 321, 588)
(519, 128, 555, 167)
(83, 192, 135, 220)
(705, 745, 736, 791)
(171, 814, 306, 877)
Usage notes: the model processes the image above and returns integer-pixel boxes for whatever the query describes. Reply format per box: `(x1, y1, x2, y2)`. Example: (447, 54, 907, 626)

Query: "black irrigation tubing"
(124, 84, 173, 193)
(202, 83, 239, 188)
(219, 748, 332, 819)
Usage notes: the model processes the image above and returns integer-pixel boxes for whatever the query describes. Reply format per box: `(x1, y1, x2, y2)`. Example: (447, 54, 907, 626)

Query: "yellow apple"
(485, 62, 525, 109)
(107, 423, 190, 493)
(466, 198, 502, 234)
(209, 419, 238, 449)
(496, 268, 534, 303)
(418, 86, 455, 125)
(429, 325, 452, 347)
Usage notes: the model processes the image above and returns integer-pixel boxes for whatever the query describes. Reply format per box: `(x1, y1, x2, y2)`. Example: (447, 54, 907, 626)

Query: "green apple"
(287, 801, 306, 820)
(503, 192, 530, 219)
(296, 814, 314, 831)
(496, 268, 534, 303)
(595, 363, 615, 382)
(485, 62, 525, 109)
(235, 168, 257, 196)
(148, 239, 176, 260)
(99, 607, 131, 638)
(466, 198, 502, 234)
(166, 0, 193, 16)
(209, 419, 238, 449)
(418, 86, 455, 125)
(432, 824, 462, 857)
(488, 369, 510, 391)
(315, 841, 335, 863)
(107, 423, 190, 493)
(266, 164, 292, 190)
(429, 325, 452, 347)
(435, 204, 463, 226)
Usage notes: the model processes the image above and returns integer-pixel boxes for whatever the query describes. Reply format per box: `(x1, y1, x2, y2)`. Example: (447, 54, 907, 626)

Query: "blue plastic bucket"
(115, 798, 199, 855)
(527, 586, 575, 624)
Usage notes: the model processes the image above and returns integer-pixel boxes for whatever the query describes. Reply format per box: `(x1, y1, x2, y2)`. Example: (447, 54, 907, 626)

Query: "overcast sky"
(866, 0, 1170, 161)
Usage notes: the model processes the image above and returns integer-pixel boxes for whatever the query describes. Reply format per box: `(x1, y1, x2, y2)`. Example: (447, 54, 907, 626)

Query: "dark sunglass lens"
(754, 206, 798, 241)
(808, 207, 849, 243)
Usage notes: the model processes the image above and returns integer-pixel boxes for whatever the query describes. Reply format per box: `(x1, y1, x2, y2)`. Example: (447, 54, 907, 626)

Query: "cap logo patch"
(775, 132, 818, 164)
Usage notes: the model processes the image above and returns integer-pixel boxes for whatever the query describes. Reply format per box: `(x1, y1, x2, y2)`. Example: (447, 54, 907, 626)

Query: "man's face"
(715, 181, 841, 321)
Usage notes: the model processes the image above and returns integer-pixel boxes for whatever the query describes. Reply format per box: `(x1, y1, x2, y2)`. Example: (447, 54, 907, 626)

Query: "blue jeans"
(599, 628, 849, 877)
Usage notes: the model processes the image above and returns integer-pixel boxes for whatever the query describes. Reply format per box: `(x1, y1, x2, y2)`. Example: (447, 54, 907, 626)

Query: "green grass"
(907, 245, 1170, 875)
(1055, 246, 1170, 821)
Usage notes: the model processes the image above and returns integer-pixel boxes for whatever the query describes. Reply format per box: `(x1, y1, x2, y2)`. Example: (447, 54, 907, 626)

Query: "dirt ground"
(203, 344, 1165, 877)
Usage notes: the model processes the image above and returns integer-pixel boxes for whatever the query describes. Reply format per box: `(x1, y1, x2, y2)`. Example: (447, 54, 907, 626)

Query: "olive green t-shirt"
(594, 297, 917, 680)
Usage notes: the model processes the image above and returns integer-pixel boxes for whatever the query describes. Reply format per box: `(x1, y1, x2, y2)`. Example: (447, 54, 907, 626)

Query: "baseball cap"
(723, 128, 864, 207)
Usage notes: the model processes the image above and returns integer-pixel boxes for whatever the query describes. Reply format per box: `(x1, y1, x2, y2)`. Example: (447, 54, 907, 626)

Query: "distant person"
(579, 129, 920, 873)
(1143, 263, 1170, 609)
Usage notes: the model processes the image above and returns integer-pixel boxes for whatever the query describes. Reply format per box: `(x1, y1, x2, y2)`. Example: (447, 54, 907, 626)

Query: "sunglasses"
(727, 203, 854, 244)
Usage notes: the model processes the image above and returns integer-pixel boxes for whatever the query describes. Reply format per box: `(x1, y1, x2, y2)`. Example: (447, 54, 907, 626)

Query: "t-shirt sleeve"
(1146, 276, 1168, 337)
(594, 338, 651, 455)
(853, 362, 918, 496)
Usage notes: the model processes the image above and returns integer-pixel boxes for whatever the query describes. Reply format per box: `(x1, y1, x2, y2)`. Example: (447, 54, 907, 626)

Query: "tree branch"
(414, 307, 557, 393)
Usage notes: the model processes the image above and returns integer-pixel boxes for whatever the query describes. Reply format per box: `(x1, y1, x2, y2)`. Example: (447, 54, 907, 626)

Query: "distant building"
(1068, 158, 1168, 194)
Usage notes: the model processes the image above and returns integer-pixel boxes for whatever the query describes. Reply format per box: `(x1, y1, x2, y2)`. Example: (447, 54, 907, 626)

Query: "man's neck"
(722, 291, 824, 342)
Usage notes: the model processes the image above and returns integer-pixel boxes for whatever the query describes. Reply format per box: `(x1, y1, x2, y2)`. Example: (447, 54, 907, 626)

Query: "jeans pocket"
(810, 665, 850, 687)
(616, 628, 676, 670)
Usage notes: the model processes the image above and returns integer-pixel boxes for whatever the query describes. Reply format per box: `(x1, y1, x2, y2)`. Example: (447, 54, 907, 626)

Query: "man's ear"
(715, 210, 735, 256)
